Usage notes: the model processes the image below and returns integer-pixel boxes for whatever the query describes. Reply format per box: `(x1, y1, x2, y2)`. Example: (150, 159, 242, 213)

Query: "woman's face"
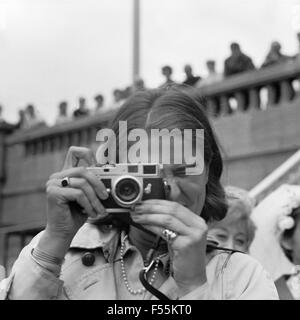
(143, 111, 208, 215)
(105, 112, 209, 217)
(208, 219, 249, 252)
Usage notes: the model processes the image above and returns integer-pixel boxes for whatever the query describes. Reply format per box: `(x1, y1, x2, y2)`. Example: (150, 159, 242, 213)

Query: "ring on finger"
(61, 176, 71, 188)
(162, 228, 178, 243)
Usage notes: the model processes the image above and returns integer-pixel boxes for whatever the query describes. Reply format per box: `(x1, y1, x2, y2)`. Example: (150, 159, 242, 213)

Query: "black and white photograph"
(0, 0, 300, 303)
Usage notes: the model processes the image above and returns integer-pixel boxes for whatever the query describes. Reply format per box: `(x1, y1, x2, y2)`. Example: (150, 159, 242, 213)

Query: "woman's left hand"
(131, 199, 208, 296)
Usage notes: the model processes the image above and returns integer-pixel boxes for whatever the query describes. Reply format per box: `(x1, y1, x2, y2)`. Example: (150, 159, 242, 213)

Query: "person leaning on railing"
(0, 88, 278, 300)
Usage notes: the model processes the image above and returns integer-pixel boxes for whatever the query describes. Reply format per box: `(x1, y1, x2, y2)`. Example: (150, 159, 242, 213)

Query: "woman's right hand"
(36, 147, 108, 259)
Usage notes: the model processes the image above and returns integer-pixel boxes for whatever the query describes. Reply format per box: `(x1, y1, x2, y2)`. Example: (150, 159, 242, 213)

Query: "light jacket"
(0, 223, 278, 300)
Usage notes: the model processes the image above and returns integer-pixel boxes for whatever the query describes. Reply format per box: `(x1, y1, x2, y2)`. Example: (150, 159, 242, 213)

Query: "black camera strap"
(139, 241, 244, 300)
(139, 265, 170, 300)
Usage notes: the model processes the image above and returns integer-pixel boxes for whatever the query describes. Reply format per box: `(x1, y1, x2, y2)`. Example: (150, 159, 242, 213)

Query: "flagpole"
(133, 0, 140, 86)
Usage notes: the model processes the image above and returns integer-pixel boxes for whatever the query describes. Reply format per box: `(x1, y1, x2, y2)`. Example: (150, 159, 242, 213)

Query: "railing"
(249, 149, 300, 203)
(5, 108, 117, 157)
(4, 61, 300, 156)
(198, 60, 300, 117)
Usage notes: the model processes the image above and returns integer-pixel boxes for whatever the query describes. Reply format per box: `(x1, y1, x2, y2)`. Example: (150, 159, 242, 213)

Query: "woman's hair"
(281, 207, 300, 262)
(108, 87, 227, 222)
(222, 186, 256, 245)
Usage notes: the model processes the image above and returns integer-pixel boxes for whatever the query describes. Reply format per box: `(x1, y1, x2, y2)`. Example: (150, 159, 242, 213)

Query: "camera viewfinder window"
(143, 165, 156, 174)
(128, 165, 138, 173)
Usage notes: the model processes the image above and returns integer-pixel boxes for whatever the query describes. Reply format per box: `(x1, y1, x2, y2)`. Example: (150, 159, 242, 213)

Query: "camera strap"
(139, 242, 245, 300)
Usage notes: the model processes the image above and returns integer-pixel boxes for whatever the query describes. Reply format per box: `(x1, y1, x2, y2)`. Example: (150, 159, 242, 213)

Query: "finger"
(135, 224, 183, 248)
(131, 213, 190, 235)
(63, 146, 97, 170)
(138, 224, 204, 254)
(50, 167, 108, 200)
(51, 178, 106, 216)
(134, 200, 202, 227)
(48, 185, 97, 218)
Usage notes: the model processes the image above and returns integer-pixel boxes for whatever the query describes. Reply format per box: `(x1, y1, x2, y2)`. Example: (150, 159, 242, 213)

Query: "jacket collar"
(70, 223, 119, 250)
(69, 223, 171, 270)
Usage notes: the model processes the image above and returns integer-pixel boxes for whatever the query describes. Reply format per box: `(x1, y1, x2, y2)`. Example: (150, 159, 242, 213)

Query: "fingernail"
(101, 190, 109, 199)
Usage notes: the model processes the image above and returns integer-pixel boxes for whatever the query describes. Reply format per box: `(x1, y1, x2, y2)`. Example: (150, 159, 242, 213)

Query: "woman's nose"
(223, 238, 235, 250)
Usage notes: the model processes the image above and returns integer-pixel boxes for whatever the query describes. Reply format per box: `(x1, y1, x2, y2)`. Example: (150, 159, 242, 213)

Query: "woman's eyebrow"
(234, 233, 247, 238)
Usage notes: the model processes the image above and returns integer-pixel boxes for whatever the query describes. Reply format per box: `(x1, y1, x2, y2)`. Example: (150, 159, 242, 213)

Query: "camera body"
(87, 163, 168, 215)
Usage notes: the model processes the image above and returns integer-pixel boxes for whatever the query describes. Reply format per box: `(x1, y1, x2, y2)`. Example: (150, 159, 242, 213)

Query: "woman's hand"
(37, 147, 108, 259)
(131, 199, 208, 296)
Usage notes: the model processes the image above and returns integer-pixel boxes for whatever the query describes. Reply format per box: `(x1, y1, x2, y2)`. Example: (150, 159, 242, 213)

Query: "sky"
(0, 0, 299, 124)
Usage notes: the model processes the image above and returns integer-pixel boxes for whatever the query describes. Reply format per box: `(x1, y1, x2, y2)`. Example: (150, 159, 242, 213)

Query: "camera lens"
(115, 178, 140, 203)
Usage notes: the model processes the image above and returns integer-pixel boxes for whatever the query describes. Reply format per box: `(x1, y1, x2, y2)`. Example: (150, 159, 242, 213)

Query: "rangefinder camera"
(87, 163, 169, 214)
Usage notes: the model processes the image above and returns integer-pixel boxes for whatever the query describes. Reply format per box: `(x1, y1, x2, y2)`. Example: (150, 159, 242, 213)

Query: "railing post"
(81, 129, 89, 147)
(280, 80, 294, 103)
(220, 95, 231, 115)
(249, 88, 261, 109)
(267, 84, 278, 106)
(235, 91, 247, 112)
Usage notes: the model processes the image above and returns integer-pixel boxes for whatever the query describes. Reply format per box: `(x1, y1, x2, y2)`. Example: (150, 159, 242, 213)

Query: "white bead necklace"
(120, 235, 160, 295)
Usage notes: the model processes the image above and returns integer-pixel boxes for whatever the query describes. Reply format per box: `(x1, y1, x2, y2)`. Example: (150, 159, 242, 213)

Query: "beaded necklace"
(120, 235, 161, 295)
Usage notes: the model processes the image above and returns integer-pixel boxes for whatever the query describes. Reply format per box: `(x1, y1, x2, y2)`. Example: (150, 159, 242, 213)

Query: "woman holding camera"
(0, 88, 278, 299)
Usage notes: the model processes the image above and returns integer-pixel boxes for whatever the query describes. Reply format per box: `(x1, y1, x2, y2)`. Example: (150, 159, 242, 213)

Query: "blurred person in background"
(208, 186, 256, 253)
(15, 109, 25, 130)
(94, 94, 105, 114)
(197, 60, 223, 87)
(133, 77, 145, 92)
(123, 86, 133, 99)
(23, 104, 46, 130)
(182, 64, 201, 87)
(224, 42, 255, 77)
(56, 101, 70, 125)
(261, 42, 293, 104)
(122, 86, 134, 102)
(110, 89, 124, 109)
(73, 97, 90, 118)
(261, 41, 292, 68)
(250, 185, 300, 300)
(159, 65, 176, 88)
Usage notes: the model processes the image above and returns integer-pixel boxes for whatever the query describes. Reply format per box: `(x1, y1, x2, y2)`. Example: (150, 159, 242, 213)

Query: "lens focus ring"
(114, 177, 141, 205)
